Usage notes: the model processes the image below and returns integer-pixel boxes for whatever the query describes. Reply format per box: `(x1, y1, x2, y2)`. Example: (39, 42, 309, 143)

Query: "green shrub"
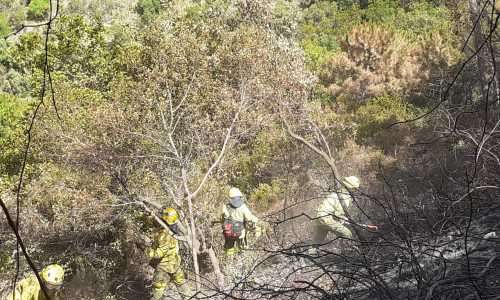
(135, 0, 161, 22)
(0, 13, 10, 37)
(0, 93, 30, 177)
(299, 1, 361, 69)
(229, 125, 288, 193)
(27, 0, 49, 20)
(249, 180, 283, 212)
(355, 95, 419, 152)
(299, 0, 454, 70)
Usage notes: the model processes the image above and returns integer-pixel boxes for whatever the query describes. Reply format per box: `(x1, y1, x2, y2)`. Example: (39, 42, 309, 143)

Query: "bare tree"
(156, 80, 252, 289)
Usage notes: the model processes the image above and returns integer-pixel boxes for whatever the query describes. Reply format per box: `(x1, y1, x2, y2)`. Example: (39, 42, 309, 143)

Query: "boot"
(177, 283, 194, 299)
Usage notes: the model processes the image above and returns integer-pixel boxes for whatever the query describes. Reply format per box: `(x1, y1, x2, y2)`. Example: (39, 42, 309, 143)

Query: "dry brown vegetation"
(321, 24, 457, 101)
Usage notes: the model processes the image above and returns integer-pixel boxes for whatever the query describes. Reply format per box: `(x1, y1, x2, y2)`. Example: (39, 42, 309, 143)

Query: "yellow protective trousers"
(223, 237, 246, 256)
(151, 267, 187, 300)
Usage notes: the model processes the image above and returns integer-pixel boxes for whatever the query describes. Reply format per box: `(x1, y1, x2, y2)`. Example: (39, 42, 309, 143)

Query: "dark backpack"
(223, 205, 244, 239)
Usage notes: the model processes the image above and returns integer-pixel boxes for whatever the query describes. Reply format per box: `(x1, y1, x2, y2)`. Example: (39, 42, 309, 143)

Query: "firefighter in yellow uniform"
(148, 208, 191, 300)
(221, 187, 264, 256)
(3, 264, 64, 300)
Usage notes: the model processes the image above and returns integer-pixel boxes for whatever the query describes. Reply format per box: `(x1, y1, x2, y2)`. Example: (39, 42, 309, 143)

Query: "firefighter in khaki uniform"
(148, 208, 191, 300)
(313, 176, 360, 244)
(311, 176, 378, 255)
(221, 187, 265, 256)
(3, 264, 64, 300)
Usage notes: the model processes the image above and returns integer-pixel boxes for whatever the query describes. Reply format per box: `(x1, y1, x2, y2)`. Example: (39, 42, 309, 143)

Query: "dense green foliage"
(0, 93, 30, 192)
(299, 0, 455, 69)
(354, 94, 420, 151)
(2, 0, 497, 299)
(0, 13, 10, 37)
(135, 0, 161, 22)
(27, 0, 49, 20)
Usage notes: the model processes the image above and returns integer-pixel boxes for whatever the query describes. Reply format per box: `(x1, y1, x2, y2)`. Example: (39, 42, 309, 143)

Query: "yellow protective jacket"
(148, 230, 182, 274)
(316, 190, 352, 222)
(3, 275, 59, 300)
(221, 203, 259, 238)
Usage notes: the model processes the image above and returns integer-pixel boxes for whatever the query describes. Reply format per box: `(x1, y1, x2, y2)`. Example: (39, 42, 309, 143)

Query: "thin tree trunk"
(186, 195, 201, 290)
(187, 198, 224, 290)
(207, 247, 224, 288)
(491, 42, 500, 103)
(469, 0, 489, 101)
(487, 7, 500, 103)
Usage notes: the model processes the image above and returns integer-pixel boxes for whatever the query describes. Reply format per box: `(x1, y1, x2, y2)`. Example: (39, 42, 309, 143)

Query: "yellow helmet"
(162, 207, 179, 225)
(40, 264, 64, 286)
